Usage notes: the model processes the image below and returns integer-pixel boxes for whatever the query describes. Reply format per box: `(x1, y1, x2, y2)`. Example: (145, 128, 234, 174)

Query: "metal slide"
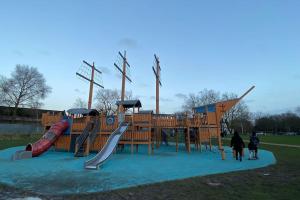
(84, 122, 129, 170)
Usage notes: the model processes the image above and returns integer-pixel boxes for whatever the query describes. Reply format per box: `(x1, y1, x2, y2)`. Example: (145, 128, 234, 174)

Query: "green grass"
(0, 134, 41, 150)
(253, 135, 300, 145)
(0, 134, 299, 200)
(228, 134, 300, 146)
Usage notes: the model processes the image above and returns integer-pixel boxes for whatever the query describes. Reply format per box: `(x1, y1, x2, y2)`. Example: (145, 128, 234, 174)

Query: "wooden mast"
(121, 51, 126, 105)
(88, 62, 95, 109)
(154, 54, 161, 114)
(152, 54, 162, 148)
(114, 51, 132, 113)
(76, 60, 104, 109)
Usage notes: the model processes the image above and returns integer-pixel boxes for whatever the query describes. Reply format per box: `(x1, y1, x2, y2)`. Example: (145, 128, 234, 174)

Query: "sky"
(0, 0, 300, 114)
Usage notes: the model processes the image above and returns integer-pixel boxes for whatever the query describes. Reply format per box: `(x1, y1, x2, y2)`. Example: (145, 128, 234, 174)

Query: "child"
(162, 129, 168, 146)
(230, 131, 245, 161)
(248, 131, 260, 159)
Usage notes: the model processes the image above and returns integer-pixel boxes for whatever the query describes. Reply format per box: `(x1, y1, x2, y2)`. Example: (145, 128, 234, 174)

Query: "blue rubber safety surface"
(0, 144, 276, 195)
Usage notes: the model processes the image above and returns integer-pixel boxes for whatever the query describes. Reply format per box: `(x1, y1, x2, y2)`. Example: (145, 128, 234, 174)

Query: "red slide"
(25, 120, 69, 157)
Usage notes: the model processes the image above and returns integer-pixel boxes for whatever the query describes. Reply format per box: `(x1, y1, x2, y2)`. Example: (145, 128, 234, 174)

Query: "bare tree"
(0, 65, 51, 118)
(182, 89, 220, 112)
(199, 89, 220, 105)
(94, 89, 134, 115)
(296, 106, 300, 116)
(95, 89, 120, 115)
(125, 90, 133, 100)
(30, 101, 43, 121)
(0, 75, 8, 106)
(73, 98, 87, 108)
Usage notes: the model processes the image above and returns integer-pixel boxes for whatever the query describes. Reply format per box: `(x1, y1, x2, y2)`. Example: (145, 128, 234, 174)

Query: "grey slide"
(84, 122, 129, 170)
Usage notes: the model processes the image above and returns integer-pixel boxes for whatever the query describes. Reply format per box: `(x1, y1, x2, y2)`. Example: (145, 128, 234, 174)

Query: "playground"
(0, 52, 280, 198)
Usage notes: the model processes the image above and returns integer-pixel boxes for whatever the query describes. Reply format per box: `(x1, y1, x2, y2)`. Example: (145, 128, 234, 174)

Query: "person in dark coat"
(231, 131, 245, 161)
(162, 129, 168, 146)
(248, 131, 260, 159)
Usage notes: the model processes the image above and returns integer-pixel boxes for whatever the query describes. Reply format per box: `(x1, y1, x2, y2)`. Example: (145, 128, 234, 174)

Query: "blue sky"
(0, 0, 299, 113)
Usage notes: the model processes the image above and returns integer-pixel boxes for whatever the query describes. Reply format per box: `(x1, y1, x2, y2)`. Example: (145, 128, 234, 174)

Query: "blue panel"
(194, 106, 206, 113)
(207, 104, 216, 112)
(63, 118, 72, 135)
(194, 104, 216, 113)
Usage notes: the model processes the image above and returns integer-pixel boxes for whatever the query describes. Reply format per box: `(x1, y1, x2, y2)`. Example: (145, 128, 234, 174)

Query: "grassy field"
(0, 134, 299, 200)
(0, 134, 41, 150)
(240, 134, 300, 145)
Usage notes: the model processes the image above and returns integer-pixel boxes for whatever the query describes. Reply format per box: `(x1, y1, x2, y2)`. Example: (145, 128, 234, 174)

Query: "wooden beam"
(118, 51, 131, 67)
(114, 63, 132, 82)
(239, 85, 255, 100)
(76, 72, 104, 88)
(83, 60, 102, 74)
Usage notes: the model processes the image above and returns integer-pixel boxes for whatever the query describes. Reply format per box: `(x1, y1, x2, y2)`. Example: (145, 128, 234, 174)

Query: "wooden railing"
(121, 130, 151, 141)
(133, 113, 152, 123)
(153, 114, 177, 127)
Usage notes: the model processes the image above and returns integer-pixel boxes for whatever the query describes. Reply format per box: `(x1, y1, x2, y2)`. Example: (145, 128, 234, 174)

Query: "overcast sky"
(1, 0, 299, 114)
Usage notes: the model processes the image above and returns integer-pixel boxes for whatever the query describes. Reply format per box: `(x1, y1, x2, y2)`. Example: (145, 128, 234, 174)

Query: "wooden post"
(114, 51, 132, 114)
(158, 128, 161, 148)
(187, 127, 190, 153)
(176, 128, 178, 152)
(118, 51, 127, 113)
(131, 134, 133, 153)
(215, 104, 225, 160)
(209, 127, 212, 151)
(153, 55, 162, 149)
(131, 125, 133, 154)
(155, 56, 160, 115)
(87, 62, 95, 109)
(148, 137, 151, 155)
(85, 136, 90, 156)
(132, 106, 134, 153)
(121, 51, 126, 103)
(198, 127, 202, 152)
(156, 130, 160, 149)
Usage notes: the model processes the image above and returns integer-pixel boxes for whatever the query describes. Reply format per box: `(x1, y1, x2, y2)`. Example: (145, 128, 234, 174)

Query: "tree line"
(255, 112, 300, 134)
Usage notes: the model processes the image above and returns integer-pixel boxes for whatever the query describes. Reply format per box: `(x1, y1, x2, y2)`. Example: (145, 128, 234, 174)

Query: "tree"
(254, 112, 300, 134)
(94, 89, 134, 115)
(0, 76, 8, 106)
(0, 65, 51, 117)
(30, 101, 43, 120)
(73, 98, 87, 108)
(182, 89, 220, 112)
(296, 106, 300, 116)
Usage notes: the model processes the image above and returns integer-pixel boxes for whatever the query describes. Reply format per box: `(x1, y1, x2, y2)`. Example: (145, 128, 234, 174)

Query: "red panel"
(28, 120, 69, 157)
